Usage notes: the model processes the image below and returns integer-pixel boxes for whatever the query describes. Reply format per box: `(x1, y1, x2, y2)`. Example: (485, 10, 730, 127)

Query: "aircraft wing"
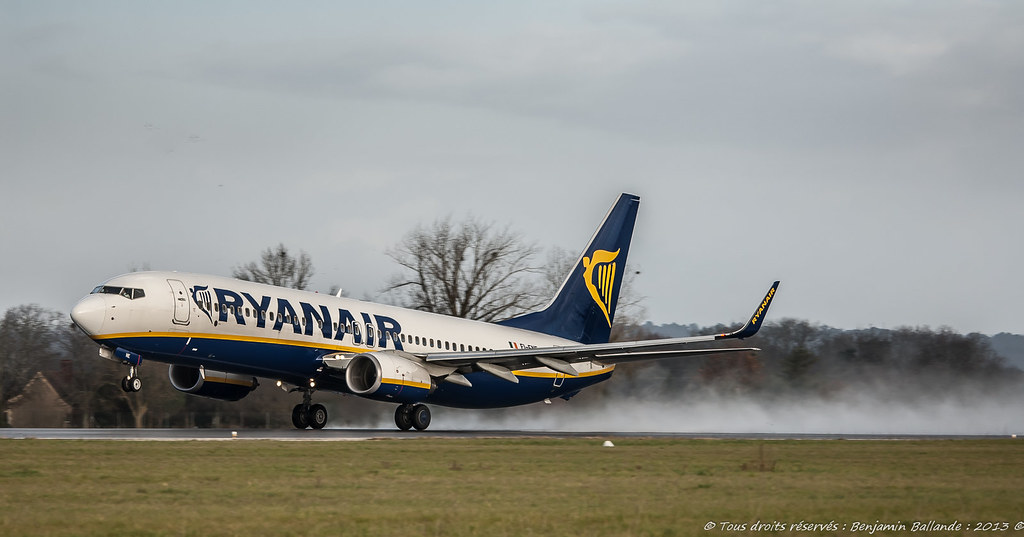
(424, 281, 779, 380)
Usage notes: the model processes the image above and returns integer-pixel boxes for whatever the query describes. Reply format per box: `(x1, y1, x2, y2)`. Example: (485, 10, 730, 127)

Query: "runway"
(0, 428, 1012, 441)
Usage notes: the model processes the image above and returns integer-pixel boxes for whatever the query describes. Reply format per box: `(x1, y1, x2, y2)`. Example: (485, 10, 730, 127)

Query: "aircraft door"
(167, 279, 190, 325)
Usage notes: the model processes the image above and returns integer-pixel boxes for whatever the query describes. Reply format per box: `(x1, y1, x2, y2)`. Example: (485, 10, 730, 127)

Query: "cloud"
(826, 34, 950, 76)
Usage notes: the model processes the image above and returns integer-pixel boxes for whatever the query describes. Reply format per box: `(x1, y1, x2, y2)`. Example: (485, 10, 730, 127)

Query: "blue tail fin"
(498, 193, 640, 344)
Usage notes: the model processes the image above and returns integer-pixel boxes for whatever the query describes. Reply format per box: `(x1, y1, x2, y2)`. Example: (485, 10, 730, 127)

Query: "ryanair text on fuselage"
(193, 285, 404, 350)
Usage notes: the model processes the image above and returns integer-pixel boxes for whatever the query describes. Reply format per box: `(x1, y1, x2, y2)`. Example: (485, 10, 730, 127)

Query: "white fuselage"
(71, 271, 615, 408)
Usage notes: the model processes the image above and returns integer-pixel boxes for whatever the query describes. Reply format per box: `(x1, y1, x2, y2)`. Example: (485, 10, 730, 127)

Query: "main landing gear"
(395, 403, 431, 431)
(120, 365, 142, 393)
(291, 388, 328, 430)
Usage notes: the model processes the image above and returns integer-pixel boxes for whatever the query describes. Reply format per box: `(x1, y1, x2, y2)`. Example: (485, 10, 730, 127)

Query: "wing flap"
(590, 346, 760, 364)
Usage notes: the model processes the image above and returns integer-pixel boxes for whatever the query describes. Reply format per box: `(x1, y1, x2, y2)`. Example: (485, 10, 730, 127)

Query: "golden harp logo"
(583, 249, 620, 327)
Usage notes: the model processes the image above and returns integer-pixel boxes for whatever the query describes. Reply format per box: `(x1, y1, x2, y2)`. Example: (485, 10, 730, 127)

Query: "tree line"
(592, 319, 1022, 405)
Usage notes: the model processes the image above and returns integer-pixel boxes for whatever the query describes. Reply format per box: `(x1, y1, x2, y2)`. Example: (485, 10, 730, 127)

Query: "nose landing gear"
(120, 365, 142, 393)
(112, 348, 144, 393)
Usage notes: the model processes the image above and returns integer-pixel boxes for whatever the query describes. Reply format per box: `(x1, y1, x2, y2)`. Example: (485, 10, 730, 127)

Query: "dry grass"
(1, 438, 1022, 536)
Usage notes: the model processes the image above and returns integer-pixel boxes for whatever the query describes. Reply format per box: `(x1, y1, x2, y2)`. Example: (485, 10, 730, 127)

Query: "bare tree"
(0, 305, 64, 425)
(232, 244, 314, 290)
(383, 216, 544, 321)
(55, 325, 121, 427)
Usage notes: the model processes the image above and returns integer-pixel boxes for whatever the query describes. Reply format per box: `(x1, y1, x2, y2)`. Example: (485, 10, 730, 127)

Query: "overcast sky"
(3, 1, 1022, 335)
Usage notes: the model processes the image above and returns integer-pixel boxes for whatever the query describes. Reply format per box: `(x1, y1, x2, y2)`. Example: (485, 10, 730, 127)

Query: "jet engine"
(345, 352, 432, 403)
(168, 364, 258, 401)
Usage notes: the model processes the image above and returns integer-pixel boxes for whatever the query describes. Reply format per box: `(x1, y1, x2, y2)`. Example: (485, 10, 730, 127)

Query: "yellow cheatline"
(92, 333, 616, 382)
(94, 331, 363, 353)
(513, 365, 615, 379)
(202, 373, 257, 387)
(382, 378, 432, 390)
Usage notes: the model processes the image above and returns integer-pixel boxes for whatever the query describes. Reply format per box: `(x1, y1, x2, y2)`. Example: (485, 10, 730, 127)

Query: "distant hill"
(990, 333, 1024, 370)
(640, 322, 698, 338)
(643, 322, 1024, 371)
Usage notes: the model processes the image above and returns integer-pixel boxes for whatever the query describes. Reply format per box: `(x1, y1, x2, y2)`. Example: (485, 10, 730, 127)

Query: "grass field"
(1, 438, 1022, 536)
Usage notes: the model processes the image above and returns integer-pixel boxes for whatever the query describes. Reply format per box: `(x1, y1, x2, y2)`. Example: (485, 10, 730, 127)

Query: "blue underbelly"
(425, 370, 613, 408)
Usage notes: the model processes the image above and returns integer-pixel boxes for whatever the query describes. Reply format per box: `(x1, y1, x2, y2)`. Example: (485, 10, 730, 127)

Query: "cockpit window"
(91, 286, 146, 299)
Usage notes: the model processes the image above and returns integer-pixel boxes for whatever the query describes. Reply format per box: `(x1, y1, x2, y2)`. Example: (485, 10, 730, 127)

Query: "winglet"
(716, 281, 780, 340)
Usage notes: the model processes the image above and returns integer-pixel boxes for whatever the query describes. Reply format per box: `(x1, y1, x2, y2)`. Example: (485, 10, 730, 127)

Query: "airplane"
(70, 193, 779, 431)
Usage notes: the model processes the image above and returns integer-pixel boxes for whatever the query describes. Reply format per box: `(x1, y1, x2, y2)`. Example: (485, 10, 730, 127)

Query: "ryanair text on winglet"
(748, 287, 776, 327)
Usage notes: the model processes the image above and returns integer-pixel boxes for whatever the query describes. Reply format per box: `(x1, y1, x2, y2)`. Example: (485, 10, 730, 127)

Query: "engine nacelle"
(345, 352, 433, 403)
(168, 364, 258, 402)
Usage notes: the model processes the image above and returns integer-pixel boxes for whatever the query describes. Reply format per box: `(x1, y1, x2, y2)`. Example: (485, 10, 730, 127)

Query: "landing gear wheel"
(411, 404, 431, 431)
(307, 404, 328, 430)
(120, 364, 142, 393)
(291, 404, 310, 429)
(121, 376, 142, 393)
(395, 404, 413, 431)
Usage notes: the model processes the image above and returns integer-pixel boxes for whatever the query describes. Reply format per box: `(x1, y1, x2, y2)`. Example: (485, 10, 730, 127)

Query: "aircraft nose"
(71, 295, 106, 336)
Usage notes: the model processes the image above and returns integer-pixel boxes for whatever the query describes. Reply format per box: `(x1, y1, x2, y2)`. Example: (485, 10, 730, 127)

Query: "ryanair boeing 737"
(70, 193, 779, 430)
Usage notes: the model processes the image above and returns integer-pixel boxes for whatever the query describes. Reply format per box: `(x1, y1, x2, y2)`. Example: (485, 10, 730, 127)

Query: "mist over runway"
(0, 428, 1015, 442)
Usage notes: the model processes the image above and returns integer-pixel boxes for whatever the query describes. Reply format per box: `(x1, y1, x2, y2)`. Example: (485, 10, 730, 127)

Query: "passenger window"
(269, 312, 274, 321)
(429, 338, 434, 348)
(444, 341, 450, 350)
(460, 344, 465, 352)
